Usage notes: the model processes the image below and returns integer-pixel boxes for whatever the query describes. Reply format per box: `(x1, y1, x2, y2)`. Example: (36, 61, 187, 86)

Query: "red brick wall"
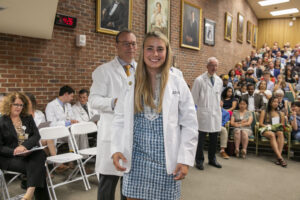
(0, 0, 257, 110)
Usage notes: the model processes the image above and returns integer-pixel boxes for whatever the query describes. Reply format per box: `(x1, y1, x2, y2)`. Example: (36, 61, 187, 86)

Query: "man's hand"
(173, 164, 189, 180)
(112, 152, 127, 171)
(71, 120, 79, 124)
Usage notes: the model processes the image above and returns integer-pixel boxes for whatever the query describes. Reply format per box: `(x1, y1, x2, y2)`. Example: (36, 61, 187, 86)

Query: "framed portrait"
(224, 12, 233, 41)
(246, 21, 252, 44)
(96, 0, 132, 35)
(204, 18, 215, 46)
(146, 0, 170, 38)
(252, 24, 258, 48)
(237, 12, 244, 43)
(180, 0, 202, 50)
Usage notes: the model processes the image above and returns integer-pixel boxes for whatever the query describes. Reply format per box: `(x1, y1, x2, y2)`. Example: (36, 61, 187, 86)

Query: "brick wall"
(0, 0, 257, 110)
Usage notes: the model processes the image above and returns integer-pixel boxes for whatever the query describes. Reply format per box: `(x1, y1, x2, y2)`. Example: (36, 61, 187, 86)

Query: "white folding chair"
(0, 169, 10, 200)
(69, 122, 98, 182)
(39, 126, 90, 200)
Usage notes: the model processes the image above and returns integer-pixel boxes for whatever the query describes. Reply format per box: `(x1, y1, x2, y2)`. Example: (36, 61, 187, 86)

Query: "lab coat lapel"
(112, 57, 127, 81)
(162, 80, 171, 135)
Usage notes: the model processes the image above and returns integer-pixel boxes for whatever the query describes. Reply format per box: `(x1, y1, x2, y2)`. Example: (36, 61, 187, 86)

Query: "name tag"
(172, 91, 180, 95)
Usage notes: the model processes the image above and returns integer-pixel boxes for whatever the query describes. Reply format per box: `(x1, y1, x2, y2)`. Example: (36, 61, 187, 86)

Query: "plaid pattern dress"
(122, 112, 181, 199)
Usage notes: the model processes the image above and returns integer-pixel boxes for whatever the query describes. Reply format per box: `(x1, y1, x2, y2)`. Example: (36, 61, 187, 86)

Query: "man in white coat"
(72, 89, 99, 150)
(45, 85, 78, 151)
(191, 57, 223, 170)
(89, 29, 137, 200)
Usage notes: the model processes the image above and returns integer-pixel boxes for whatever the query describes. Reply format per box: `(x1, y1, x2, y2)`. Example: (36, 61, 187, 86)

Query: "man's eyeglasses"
(118, 41, 136, 47)
(12, 103, 24, 107)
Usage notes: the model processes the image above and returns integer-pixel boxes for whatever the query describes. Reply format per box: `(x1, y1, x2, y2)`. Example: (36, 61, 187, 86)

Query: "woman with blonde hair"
(111, 31, 198, 199)
(0, 92, 49, 200)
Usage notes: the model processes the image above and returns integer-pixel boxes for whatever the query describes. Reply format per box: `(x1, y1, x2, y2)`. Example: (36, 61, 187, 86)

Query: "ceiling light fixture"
(258, 0, 289, 6)
(270, 8, 299, 16)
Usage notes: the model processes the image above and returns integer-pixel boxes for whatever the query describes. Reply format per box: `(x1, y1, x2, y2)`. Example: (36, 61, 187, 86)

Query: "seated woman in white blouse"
(254, 80, 272, 105)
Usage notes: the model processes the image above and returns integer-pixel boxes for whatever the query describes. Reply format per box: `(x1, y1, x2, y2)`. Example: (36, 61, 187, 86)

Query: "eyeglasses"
(12, 103, 24, 107)
(118, 41, 136, 47)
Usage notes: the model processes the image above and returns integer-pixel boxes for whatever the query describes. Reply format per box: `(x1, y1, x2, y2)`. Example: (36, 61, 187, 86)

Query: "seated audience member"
(234, 84, 247, 101)
(285, 67, 296, 84)
(255, 80, 272, 105)
(222, 87, 238, 115)
(257, 57, 265, 72)
(274, 89, 289, 117)
(257, 71, 274, 91)
(273, 59, 281, 78)
(0, 92, 49, 200)
(220, 101, 230, 159)
(245, 67, 258, 84)
(250, 50, 258, 61)
(221, 75, 233, 92)
(228, 69, 239, 84)
(267, 61, 275, 77)
(234, 63, 243, 77)
(251, 60, 262, 79)
(242, 60, 248, 72)
(290, 102, 300, 141)
(45, 85, 78, 152)
(258, 97, 287, 167)
(72, 89, 99, 149)
(241, 83, 264, 112)
(26, 93, 68, 172)
(274, 75, 296, 98)
(245, 56, 251, 69)
(230, 99, 253, 158)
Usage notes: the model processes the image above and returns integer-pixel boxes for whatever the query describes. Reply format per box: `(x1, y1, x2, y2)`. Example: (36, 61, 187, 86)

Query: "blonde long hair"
(134, 31, 172, 113)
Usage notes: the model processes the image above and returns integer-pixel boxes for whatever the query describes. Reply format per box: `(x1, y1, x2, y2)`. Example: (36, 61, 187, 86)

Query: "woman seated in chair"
(230, 99, 253, 158)
(290, 101, 300, 142)
(0, 92, 49, 200)
(258, 96, 287, 167)
(273, 89, 289, 116)
(222, 87, 238, 115)
(254, 80, 272, 106)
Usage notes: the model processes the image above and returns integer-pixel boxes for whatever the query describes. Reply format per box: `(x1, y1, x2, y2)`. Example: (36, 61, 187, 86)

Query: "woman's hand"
(13, 145, 28, 156)
(112, 152, 127, 172)
(173, 163, 189, 180)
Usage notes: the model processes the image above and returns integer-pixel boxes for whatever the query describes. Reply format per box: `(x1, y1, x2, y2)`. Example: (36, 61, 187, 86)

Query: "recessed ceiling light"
(258, 0, 289, 7)
(270, 8, 299, 16)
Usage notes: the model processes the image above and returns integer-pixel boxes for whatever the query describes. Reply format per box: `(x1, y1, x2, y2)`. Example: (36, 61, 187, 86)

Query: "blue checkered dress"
(122, 112, 181, 199)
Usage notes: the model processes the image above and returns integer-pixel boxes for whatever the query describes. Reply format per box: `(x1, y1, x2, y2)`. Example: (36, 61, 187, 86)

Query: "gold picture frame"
(180, 0, 202, 50)
(246, 21, 252, 44)
(146, 0, 171, 39)
(237, 12, 244, 43)
(224, 12, 233, 41)
(96, 0, 132, 35)
(252, 24, 258, 48)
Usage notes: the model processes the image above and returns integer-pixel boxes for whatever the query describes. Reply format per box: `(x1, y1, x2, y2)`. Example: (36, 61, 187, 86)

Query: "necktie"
(82, 104, 89, 116)
(210, 76, 214, 86)
(125, 65, 131, 77)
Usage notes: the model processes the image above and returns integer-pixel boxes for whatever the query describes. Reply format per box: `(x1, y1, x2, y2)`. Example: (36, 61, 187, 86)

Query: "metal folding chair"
(69, 122, 98, 182)
(0, 169, 10, 200)
(39, 126, 90, 200)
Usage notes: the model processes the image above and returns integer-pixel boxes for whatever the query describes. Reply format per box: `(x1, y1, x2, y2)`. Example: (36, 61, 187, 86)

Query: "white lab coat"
(191, 72, 222, 132)
(89, 57, 136, 176)
(72, 102, 99, 150)
(111, 72, 198, 174)
(33, 110, 46, 127)
(45, 98, 75, 127)
(72, 101, 98, 122)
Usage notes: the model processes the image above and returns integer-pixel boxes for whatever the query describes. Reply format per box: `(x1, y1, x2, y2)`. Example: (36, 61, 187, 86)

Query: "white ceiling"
(247, 0, 300, 19)
(0, 0, 58, 39)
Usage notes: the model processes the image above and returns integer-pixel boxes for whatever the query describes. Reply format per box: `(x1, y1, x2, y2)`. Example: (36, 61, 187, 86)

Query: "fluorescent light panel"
(258, 0, 290, 6)
(270, 8, 299, 16)
(258, 0, 289, 6)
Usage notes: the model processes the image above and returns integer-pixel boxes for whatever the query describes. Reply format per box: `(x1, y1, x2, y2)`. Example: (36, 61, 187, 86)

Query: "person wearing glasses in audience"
(89, 29, 137, 200)
(0, 92, 49, 200)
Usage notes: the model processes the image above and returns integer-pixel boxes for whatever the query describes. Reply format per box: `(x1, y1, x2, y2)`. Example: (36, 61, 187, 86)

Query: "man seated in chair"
(290, 101, 300, 142)
(45, 85, 78, 163)
(241, 83, 265, 113)
(72, 89, 99, 149)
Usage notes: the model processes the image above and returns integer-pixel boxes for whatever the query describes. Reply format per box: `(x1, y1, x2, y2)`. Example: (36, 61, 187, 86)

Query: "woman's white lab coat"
(111, 72, 198, 174)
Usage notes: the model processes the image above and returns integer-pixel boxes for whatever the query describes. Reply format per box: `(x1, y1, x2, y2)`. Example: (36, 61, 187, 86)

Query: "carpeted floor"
(5, 153, 300, 200)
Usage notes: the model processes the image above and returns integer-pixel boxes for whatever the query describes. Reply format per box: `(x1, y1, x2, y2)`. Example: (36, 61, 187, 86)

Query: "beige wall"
(258, 18, 300, 49)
